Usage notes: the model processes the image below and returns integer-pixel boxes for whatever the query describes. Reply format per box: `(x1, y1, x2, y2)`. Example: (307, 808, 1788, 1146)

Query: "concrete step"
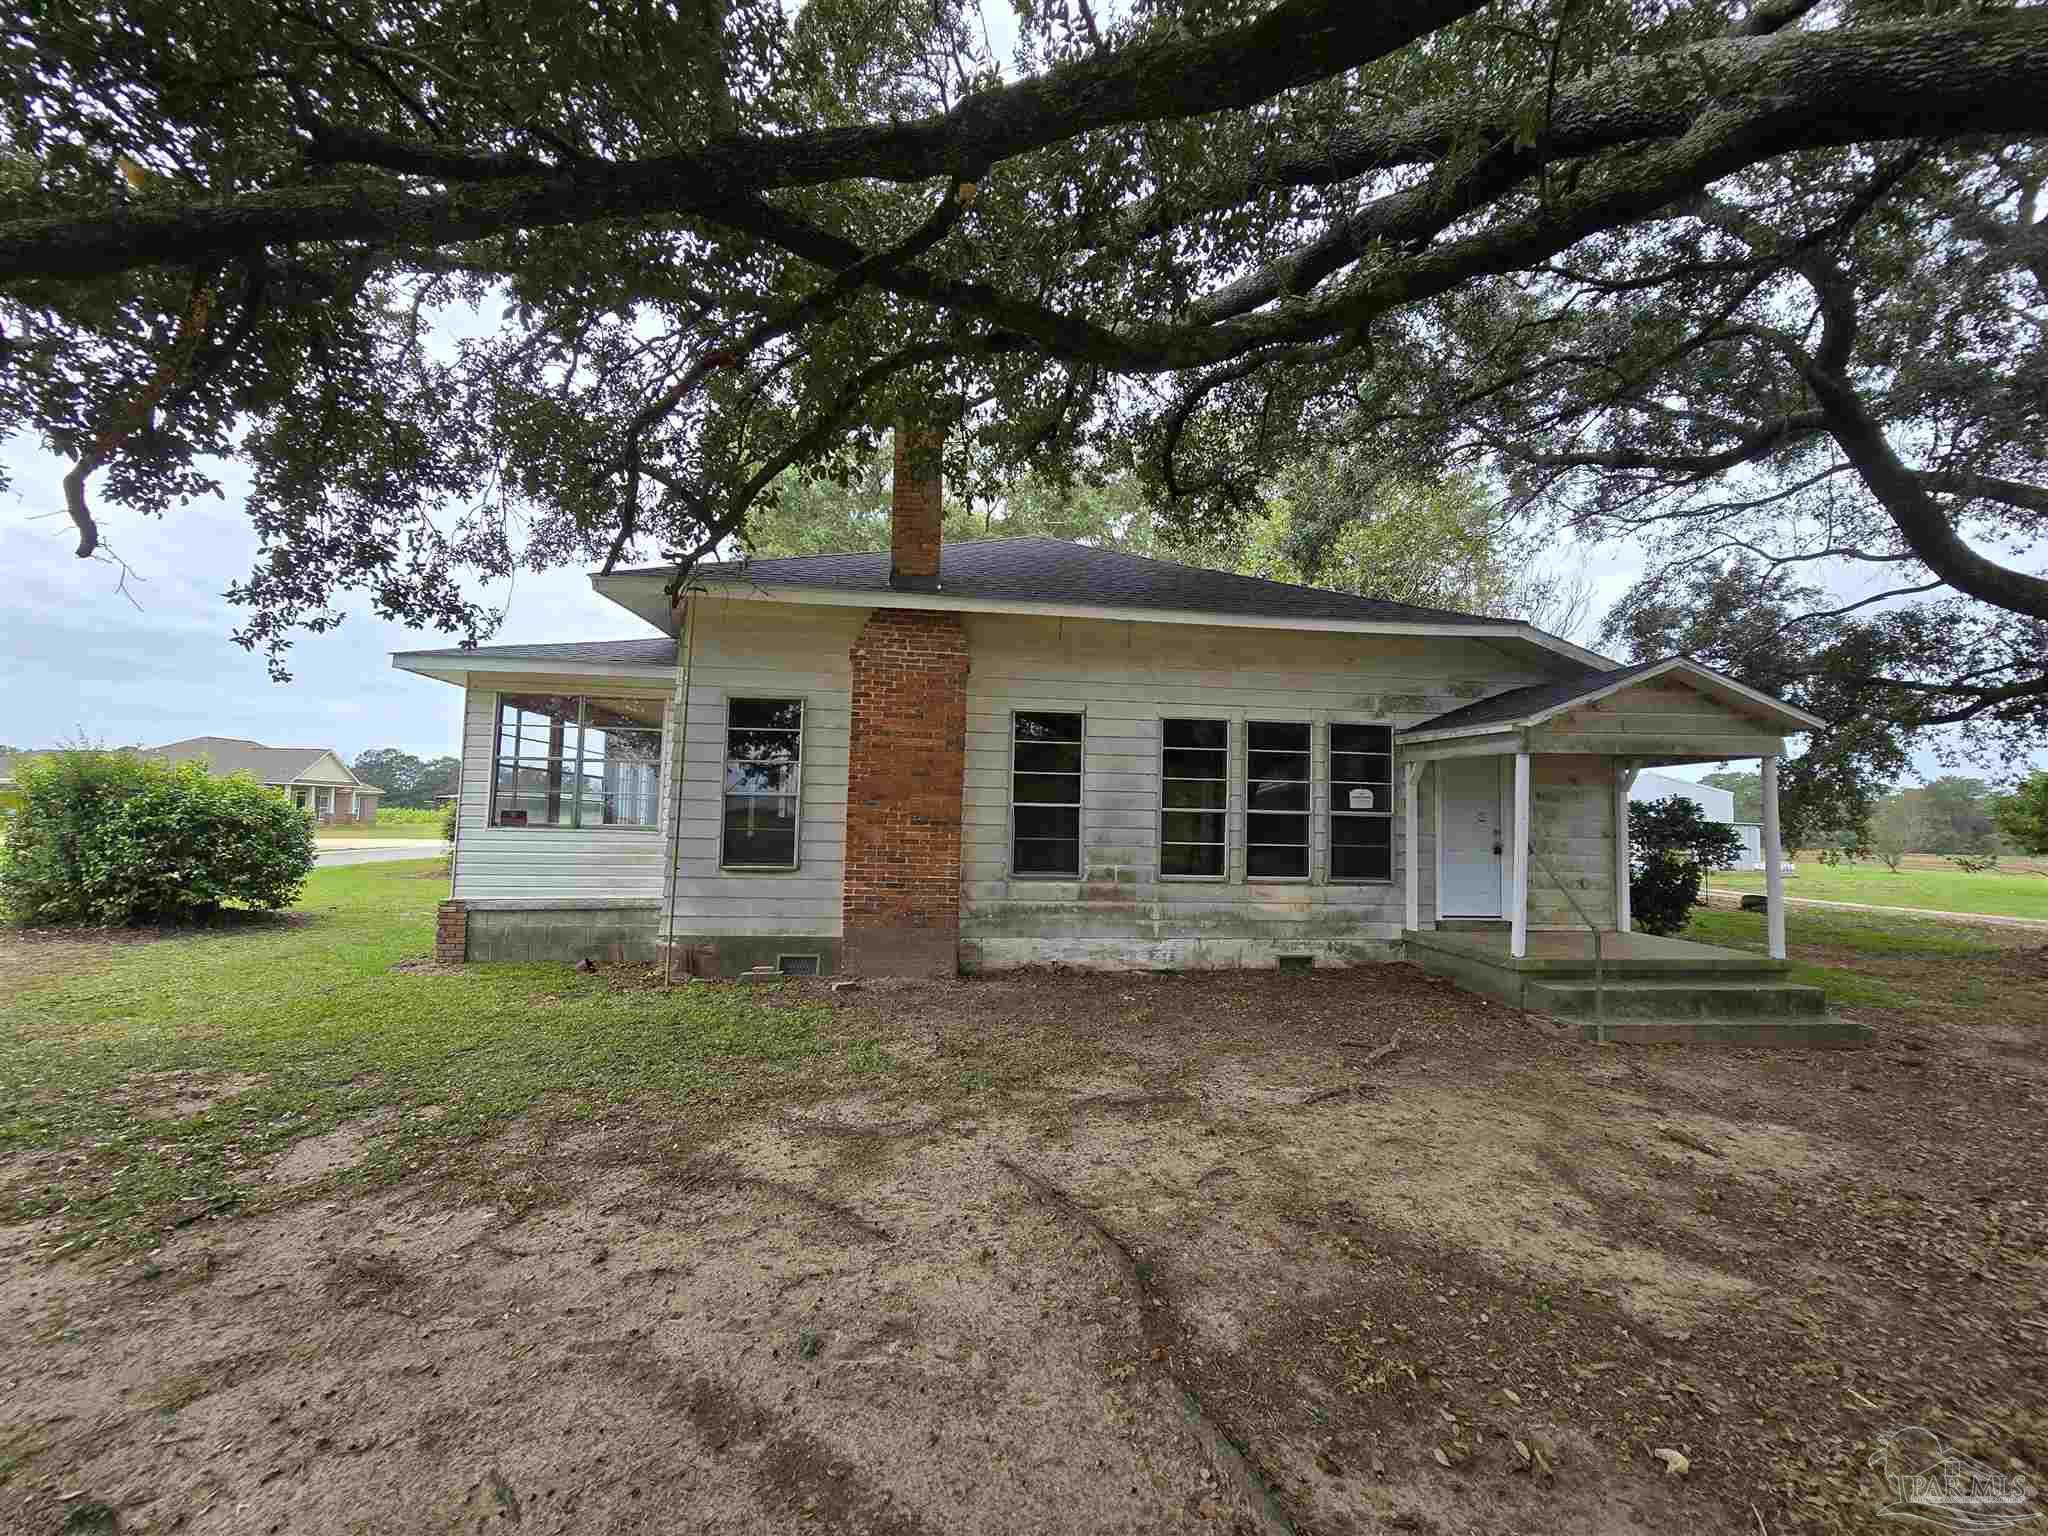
(1525, 979, 1828, 1021)
(1577, 1017, 1871, 1048)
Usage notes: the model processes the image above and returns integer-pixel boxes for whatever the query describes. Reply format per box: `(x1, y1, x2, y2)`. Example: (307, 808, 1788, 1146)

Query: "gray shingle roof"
(622, 538, 1526, 630)
(396, 638, 679, 667)
(142, 737, 367, 786)
(1402, 660, 1679, 736)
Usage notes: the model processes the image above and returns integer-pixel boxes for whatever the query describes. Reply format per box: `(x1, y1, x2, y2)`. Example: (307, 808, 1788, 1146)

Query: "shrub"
(1629, 795, 1743, 937)
(1, 751, 316, 926)
(439, 800, 458, 843)
(1994, 772, 2048, 856)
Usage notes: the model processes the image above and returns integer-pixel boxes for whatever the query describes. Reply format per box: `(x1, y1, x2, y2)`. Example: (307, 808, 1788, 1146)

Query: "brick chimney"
(889, 424, 943, 592)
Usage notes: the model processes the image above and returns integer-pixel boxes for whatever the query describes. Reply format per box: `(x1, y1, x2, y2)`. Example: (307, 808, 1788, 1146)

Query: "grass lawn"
(0, 859, 846, 1256)
(315, 822, 448, 842)
(1689, 902, 2048, 1021)
(1712, 859, 2048, 919)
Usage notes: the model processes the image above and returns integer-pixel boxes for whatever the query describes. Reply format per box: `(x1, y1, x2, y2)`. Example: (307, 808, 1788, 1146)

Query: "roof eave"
(1399, 657, 1825, 743)
(648, 577, 1612, 669)
(391, 652, 678, 686)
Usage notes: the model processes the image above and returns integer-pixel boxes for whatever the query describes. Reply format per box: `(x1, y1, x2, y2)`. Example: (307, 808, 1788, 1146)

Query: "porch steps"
(1525, 979, 1827, 1021)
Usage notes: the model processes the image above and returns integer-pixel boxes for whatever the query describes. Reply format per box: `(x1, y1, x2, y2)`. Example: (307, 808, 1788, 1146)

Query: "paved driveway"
(313, 844, 447, 867)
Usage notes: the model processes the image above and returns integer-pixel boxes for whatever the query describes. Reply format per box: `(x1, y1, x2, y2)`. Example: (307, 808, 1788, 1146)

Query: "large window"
(1012, 711, 1082, 876)
(1246, 721, 1311, 878)
(491, 694, 663, 830)
(722, 698, 802, 868)
(1160, 718, 1228, 879)
(1329, 723, 1394, 883)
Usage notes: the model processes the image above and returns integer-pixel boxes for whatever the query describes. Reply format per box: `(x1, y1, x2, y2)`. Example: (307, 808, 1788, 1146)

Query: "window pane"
(1247, 779, 1309, 813)
(1013, 740, 1082, 774)
(493, 760, 570, 826)
(1247, 842, 1309, 878)
(1330, 724, 1392, 756)
(1247, 721, 1309, 753)
(1013, 838, 1079, 875)
(1162, 748, 1227, 781)
(728, 699, 802, 731)
(723, 794, 798, 865)
(1015, 711, 1083, 743)
(1015, 805, 1080, 840)
(1162, 778, 1228, 811)
(1164, 718, 1228, 751)
(1332, 781, 1385, 814)
(725, 760, 796, 796)
(1248, 750, 1310, 784)
(1248, 813, 1309, 846)
(1330, 752, 1392, 785)
(1332, 817, 1393, 881)
(726, 727, 800, 765)
(1162, 811, 1227, 846)
(586, 696, 665, 731)
(1162, 843, 1226, 878)
(600, 761, 661, 826)
(1013, 772, 1081, 805)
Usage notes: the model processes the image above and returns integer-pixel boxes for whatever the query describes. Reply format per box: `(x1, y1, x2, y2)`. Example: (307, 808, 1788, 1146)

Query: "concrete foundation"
(462, 902, 663, 965)
(844, 927, 957, 979)
(666, 935, 846, 978)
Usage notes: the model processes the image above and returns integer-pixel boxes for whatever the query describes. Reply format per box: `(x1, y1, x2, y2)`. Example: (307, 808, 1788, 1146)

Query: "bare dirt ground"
(4, 963, 2046, 1535)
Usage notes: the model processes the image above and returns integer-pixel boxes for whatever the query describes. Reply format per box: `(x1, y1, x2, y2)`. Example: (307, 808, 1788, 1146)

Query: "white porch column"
(1403, 759, 1422, 932)
(1613, 759, 1632, 933)
(1761, 752, 1786, 960)
(1509, 750, 1531, 958)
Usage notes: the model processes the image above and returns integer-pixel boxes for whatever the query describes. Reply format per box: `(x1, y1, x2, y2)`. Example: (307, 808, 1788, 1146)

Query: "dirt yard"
(4, 960, 2046, 1535)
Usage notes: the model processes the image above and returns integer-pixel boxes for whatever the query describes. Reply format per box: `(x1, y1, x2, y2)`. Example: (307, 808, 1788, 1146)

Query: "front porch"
(1394, 658, 1866, 1046)
(1400, 924, 1863, 1046)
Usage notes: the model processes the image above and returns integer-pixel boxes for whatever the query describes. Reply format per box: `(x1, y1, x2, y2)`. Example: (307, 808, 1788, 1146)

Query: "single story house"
(143, 738, 384, 825)
(1630, 768, 1791, 874)
(393, 436, 1840, 1038)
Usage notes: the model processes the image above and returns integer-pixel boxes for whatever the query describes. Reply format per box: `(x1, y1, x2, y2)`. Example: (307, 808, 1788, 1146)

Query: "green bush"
(1629, 795, 1744, 937)
(1, 751, 316, 926)
(439, 800, 458, 843)
(375, 806, 443, 827)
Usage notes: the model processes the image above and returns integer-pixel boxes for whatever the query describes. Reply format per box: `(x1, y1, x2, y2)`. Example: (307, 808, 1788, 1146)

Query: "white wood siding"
(959, 615, 1568, 967)
(453, 673, 675, 903)
(1528, 676, 1785, 761)
(1526, 755, 1615, 931)
(665, 599, 864, 938)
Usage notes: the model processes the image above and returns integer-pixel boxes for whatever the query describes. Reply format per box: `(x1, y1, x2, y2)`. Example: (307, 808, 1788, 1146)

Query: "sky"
(0, 434, 666, 762)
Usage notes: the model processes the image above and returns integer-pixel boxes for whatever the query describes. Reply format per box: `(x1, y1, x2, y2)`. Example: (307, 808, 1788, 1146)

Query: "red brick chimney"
(890, 424, 943, 592)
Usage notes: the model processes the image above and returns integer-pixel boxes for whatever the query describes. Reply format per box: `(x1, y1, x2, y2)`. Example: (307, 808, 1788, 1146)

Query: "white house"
(394, 435, 1827, 1033)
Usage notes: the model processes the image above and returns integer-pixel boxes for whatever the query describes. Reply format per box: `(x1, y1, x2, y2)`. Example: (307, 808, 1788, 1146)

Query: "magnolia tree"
(4, 0, 2048, 834)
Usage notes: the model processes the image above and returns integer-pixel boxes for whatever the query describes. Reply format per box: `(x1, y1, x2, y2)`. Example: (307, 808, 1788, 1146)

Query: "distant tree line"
(350, 749, 461, 811)
(1701, 767, 2048, 860)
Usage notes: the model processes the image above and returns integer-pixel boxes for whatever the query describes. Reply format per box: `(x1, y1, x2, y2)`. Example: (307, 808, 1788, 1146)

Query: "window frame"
(718, 695, 805, 872)
(1243, 717, 1313, 882)
(487, 690, 667, 834)
(1157, 716, 1230, 883)
(1008, 708, 1085, 880)
(1326, 721, 1396, 885)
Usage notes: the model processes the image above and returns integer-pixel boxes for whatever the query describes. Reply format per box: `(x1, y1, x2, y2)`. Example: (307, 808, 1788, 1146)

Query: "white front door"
(1439, 756, 1507, 917)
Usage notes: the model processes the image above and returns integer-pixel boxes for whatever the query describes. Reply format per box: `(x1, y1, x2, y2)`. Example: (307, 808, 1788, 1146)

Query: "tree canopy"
(4, 0, 2048, 833)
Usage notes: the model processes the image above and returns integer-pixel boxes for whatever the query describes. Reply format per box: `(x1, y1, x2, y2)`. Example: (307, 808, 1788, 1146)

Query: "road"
(314, 843, 447, 867)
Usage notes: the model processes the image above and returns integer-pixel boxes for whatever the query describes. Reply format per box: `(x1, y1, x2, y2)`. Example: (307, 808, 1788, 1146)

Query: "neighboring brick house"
(142, 738, 384, 825)
(394, 431, 1821, 985)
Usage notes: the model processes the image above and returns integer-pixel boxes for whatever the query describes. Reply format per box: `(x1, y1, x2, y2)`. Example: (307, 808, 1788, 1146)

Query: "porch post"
(1510, 749, 1531, 958)
(1762, 752, 1786, 960)
(1614, 759, 1632, 933)
(1403, 759, 1422, 932)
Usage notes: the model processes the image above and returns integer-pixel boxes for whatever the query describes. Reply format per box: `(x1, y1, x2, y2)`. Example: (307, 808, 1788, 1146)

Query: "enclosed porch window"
(490, 694, 663, 829)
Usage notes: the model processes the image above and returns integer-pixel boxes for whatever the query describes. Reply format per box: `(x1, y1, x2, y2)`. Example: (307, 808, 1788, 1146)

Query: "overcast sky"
(0, 434, 665, 762)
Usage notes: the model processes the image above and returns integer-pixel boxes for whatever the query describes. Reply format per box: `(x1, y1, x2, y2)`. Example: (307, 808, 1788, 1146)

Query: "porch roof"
(1398, 656, 1823, 747)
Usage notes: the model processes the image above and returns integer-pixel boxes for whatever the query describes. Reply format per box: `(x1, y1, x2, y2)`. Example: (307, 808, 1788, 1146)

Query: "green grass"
(0, 860, 833, 1256)
(315, 821, 447, 841)
(1686, 905, 2027, 1014)
(1712, 862, 2048, 920)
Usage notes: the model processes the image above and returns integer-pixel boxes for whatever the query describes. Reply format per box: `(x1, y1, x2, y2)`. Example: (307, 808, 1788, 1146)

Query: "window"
(1012, 711, 1082, 876)
(491, 694, 663, 830)
(722, 699, 802, 868)
(1246, 721, 1311, 878)
(1160, 718, 1228, 879)
(1329, 723, 1394, 882)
